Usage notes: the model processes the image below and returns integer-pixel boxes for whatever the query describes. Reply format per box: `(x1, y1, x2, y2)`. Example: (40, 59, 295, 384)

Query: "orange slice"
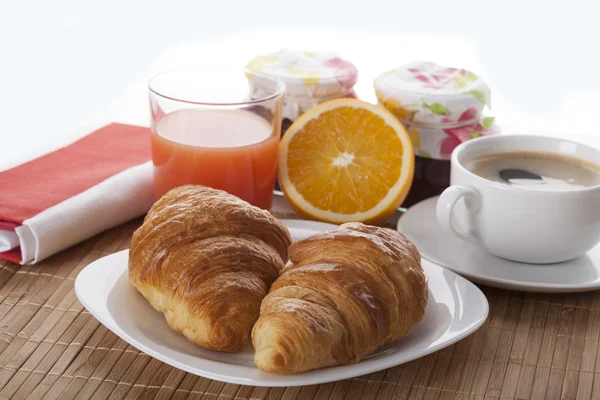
(278, 99, 414, 224)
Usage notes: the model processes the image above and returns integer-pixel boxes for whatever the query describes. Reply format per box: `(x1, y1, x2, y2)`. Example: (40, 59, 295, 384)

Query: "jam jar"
(246, 49, 358, 134)
(374, 61, 498, 207)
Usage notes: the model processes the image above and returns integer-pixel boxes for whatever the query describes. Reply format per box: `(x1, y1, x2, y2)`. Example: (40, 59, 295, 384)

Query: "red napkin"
(0, 123, 152, 263)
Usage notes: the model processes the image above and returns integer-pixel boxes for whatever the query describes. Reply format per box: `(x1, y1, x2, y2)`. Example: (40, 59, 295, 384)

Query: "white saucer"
(75, 219, 488, 387)
(398, 197, 600, 293)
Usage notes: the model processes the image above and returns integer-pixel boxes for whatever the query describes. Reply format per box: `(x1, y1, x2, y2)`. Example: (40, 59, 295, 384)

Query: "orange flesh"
(286, 107, 404, 214)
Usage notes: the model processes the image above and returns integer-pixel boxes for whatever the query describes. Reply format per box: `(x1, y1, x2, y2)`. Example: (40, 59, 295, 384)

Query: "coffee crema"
(465, 151, 600, 191)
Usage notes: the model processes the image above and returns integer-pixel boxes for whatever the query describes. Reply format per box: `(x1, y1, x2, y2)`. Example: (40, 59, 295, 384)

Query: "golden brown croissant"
(128, 185, 292, 352)
(252, 222, 428, 373)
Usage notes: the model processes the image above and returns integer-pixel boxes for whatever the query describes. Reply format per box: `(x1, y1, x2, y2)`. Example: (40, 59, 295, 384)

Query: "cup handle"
(436, 186, 482, 246)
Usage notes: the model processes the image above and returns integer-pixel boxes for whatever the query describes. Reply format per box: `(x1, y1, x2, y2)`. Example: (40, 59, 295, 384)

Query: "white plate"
(398, 197, 600, 293)
(75, 219, 488, 387)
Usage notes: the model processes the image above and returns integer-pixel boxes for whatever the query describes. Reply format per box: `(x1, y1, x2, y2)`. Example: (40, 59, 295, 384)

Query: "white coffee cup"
(436, 134, 600, 264)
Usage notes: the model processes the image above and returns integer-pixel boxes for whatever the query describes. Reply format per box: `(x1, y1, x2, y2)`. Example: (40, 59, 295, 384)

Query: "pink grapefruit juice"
(151, 109, 279, 209)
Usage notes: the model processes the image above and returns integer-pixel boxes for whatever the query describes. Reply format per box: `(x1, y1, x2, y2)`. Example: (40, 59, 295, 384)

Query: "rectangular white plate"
(75, 219, 488, 387)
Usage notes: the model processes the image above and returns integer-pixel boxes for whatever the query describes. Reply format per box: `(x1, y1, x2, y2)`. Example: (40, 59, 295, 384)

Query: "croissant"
(252, 222, 428, 373)
(128, 185, 292, 352)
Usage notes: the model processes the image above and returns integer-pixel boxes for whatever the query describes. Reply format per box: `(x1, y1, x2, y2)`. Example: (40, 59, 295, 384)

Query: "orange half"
(278, 99, 414, 224)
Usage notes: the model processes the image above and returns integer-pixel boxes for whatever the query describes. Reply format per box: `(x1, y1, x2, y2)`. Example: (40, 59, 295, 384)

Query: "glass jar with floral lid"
(246, 49, 358, 134)
(374, 61, 498, 206)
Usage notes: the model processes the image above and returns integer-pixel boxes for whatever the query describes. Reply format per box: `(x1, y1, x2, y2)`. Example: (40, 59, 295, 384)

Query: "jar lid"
(374, 61, 491, 125)
(246, 49, 358, 98)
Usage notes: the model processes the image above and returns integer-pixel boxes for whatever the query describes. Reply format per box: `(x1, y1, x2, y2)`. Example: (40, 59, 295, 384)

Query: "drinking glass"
(148, 68, 284, 209)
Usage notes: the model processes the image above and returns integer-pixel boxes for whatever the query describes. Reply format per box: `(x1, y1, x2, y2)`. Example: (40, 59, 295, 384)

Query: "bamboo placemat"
(1, 215, 600, 399)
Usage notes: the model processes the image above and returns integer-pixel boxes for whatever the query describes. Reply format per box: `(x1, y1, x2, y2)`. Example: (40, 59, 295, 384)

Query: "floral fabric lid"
(375, 62, 497, 160)
(374, 61, 491, 125)
(246, 49, 358, 98)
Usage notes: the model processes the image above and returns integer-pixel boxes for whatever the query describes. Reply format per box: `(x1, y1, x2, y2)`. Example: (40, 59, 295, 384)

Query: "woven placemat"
(1, 216, 599, 399)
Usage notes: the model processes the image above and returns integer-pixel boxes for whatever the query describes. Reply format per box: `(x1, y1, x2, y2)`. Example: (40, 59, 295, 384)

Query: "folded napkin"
(0, 123, 154, 264)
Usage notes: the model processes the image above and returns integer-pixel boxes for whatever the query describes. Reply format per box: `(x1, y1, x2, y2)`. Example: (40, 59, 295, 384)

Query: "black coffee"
(465, 151, 600, 191)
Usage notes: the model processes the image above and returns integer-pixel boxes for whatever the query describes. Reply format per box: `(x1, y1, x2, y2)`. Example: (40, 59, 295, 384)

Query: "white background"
(2, 0, 600, 170)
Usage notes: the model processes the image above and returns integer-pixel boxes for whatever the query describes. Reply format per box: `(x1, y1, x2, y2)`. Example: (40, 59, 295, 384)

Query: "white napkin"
(0, 162, 154, 264)
(0, 230, 19, 252)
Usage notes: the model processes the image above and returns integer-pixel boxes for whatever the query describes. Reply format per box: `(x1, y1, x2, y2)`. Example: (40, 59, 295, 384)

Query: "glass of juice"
(148, 68, 284, 209)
